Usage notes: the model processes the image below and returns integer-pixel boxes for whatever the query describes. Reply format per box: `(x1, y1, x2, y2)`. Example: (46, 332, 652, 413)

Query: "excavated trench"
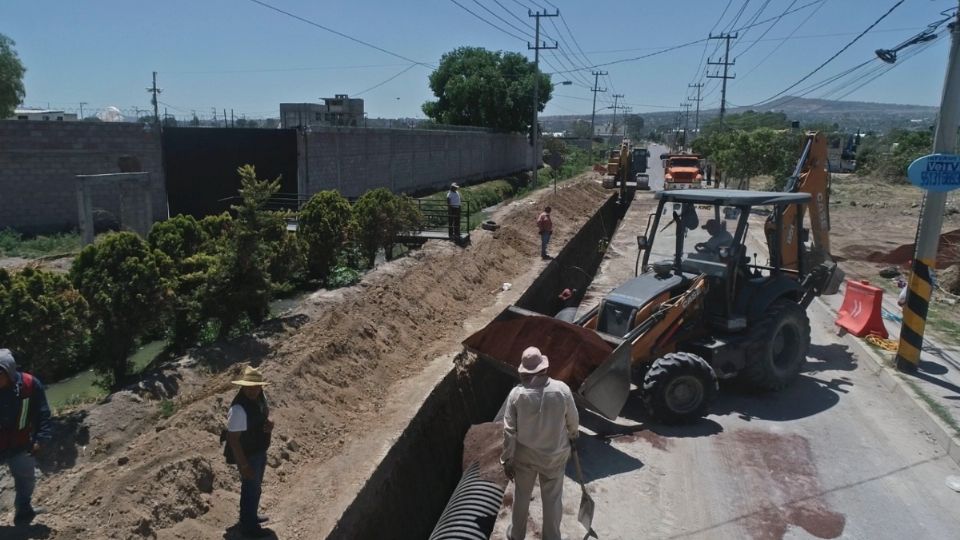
(326, 192, 631, 540)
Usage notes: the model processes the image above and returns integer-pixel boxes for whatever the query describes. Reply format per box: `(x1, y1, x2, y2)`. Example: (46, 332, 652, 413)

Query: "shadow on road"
(713, 374, 851, 422)
(0, 524, 52, 540)
(566, 427, 645, 483)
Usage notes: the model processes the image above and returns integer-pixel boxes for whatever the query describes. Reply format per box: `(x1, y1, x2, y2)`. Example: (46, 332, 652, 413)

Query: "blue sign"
(907, 153, 960, 192)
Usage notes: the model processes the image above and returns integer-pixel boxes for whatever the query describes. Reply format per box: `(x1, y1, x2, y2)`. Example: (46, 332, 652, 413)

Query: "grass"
(902, 378, 960, 439)
(0, 228, 82, 258)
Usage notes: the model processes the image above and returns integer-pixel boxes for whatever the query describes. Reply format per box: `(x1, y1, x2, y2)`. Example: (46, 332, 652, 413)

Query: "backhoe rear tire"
(642, 352, 718, 424)
(740, 299, 811, 391)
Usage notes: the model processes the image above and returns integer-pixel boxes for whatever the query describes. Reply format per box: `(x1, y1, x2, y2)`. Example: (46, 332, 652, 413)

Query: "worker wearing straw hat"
(501, 346, 579, 540)
(225, 366, 274, 538)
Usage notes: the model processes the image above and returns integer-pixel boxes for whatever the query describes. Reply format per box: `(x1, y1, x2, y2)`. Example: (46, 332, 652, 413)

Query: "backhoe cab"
(464, 132, 842, 424)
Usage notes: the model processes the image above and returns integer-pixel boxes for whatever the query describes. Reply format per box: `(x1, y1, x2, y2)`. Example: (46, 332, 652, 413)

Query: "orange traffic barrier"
(835, 279, 888, 338)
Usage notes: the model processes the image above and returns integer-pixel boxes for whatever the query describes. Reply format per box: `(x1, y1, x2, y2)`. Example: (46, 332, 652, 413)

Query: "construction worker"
(501, 346, 579, 540)
(447, 183, 461, 240)
(0, 349, 52, 526)
(537, 206, 553, 259)
(695, 219, 733, 256)
(225, 366, 274, 538)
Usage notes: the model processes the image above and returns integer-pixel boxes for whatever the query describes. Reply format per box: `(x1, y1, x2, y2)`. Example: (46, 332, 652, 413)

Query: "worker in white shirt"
(446, 183, 461, 240)
(501, 346, 579, 540)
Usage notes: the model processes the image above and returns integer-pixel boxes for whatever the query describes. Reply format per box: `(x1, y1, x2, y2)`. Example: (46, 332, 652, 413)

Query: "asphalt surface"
(492, 144, 960, 540)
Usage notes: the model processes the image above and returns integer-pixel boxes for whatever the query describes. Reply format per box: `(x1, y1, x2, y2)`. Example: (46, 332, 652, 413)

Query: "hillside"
(542, 96, 938, 133)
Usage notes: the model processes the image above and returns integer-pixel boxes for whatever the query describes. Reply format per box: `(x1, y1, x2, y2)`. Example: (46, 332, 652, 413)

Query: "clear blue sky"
(2, 0, 956, 120)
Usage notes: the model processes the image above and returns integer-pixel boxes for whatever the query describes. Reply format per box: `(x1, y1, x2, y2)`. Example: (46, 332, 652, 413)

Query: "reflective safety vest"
(0, 372, 36, 452)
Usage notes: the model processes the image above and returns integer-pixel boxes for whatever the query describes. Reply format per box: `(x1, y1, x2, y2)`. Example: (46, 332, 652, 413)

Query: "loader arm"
(766, 132, 834, 271)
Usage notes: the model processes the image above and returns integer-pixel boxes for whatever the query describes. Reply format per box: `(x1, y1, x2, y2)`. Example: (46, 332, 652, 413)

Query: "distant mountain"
(541, 96, 938, 134)
(735, 96, 937, 117)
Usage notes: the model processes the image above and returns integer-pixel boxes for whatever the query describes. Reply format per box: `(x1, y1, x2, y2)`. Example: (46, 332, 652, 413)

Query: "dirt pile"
(855, 228, 960, 269)
(939, 264, 960, 295)
(14, 175, 609, 539)
(462, 422, 508, 486)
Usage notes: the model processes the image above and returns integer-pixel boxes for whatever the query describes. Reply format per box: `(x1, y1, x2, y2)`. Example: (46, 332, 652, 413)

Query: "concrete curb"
(810, 298, 960, 466)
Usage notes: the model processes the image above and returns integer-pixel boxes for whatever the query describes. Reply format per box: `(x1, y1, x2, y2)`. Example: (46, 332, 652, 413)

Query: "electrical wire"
(449, 0, 527, 41)
(734, 0, 827, 85)
(750, 0, 907, 107)
(551, 0, 824, 73)
(246, 0, 433, 68)
(733, 0, 797, 59)
(353, 64, 419, 96)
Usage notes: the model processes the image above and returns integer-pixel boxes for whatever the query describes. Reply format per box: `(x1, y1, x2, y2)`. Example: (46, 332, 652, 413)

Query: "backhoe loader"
(463, 132, 843, 423)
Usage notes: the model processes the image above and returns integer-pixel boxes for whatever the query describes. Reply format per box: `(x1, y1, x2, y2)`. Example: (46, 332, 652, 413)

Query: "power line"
(550, 0, 823, 74)
(449, 0, 526, 40)
(691, 0, 734, 83)
(161, 63, 411, 75)
(247, 0, 432, 68)
(734, 0, 827, 85)
(733, 0, 797, 59)
(750, 0, 906, 106)
(354, 64, 418, 96)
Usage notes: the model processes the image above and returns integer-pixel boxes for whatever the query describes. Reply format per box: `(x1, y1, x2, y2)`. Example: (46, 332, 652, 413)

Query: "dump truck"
(602, 139, 650, 192)
(464, 132, 842, 423)
(661, 153, 704, 190)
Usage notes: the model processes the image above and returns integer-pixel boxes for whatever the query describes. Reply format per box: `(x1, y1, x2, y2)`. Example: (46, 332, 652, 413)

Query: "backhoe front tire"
(740, 299, 811, 391)
(642, 352, 718, 424)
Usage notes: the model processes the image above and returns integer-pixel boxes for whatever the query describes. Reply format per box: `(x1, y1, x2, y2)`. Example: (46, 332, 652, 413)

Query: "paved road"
(492, 144, 960, 539)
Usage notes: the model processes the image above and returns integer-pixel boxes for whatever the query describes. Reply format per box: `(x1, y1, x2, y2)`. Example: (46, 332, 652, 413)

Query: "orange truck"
(661, 153, 704, 190)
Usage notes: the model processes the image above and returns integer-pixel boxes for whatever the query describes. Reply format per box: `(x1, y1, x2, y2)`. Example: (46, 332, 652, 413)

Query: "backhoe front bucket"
(577, 341, 633, 420)
(463, 305, 631, 420)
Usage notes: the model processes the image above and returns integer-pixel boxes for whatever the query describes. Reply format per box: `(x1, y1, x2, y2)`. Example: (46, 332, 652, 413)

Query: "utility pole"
(528, 8, 559, 192)
(609, 93, 624, 144)
(688, 82, 703, 140)
(680, 102, 692, 150)
(79, 102, 88, 119)
(707, 33, 737, 130)
(896, 7, 960, 372)
(147, 71, 162, 125)
(212, 108, 218, 127)
(223, 109, 228, 128)
(590, 70, 608, 141)
(231, 109, 235, 128)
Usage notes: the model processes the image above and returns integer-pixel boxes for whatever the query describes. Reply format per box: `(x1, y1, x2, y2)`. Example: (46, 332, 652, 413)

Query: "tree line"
(0, 165, 421, 388)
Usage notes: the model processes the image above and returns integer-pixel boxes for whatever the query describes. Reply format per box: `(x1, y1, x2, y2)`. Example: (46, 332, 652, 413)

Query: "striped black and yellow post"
(896, 258, 935, 371)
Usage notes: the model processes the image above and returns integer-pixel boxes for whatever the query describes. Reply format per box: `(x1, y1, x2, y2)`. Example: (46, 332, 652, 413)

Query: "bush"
(70, 232, 171, 388)
(298, 190, 355, 280)
(0, 267, 90, 381)
(353, 188, 422, 266)
(199, 165, 280, 338)
(148, 215, 205, 264)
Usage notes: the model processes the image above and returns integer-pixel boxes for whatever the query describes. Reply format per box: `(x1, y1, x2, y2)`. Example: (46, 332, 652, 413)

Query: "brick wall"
(0, 121, 166, 234)
(301, 126, 533, 197)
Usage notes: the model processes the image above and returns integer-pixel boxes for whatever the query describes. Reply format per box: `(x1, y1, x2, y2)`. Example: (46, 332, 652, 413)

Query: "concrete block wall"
(0, 121, 166, 234)
(301, 126, 533, 197)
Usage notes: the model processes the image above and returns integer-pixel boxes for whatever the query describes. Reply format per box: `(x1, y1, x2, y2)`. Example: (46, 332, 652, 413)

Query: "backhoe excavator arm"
(766, 131, 834, 271)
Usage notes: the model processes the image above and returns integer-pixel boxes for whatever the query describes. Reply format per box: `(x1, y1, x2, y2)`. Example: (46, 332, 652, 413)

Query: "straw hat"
(451, 182, 459, 189)
(232, 366, 269, 386)
(518, 346, 549, 375)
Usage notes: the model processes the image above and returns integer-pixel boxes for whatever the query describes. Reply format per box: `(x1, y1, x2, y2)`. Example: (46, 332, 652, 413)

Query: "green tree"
(0, 267, 90, 381)
(353, 188, 422, 266)
(0, 34, 26, 117)
(298, 190, 355, 280)
(693, 128, 802, 189)
(200, 165, 280, 338)
(148, 215, 215, 348)
(70, 232, 171, 388)
(422, 47, 552, 133)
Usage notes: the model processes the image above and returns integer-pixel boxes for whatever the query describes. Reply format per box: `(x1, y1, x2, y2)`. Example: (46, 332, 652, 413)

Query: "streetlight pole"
(896, 7, 960, 371)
